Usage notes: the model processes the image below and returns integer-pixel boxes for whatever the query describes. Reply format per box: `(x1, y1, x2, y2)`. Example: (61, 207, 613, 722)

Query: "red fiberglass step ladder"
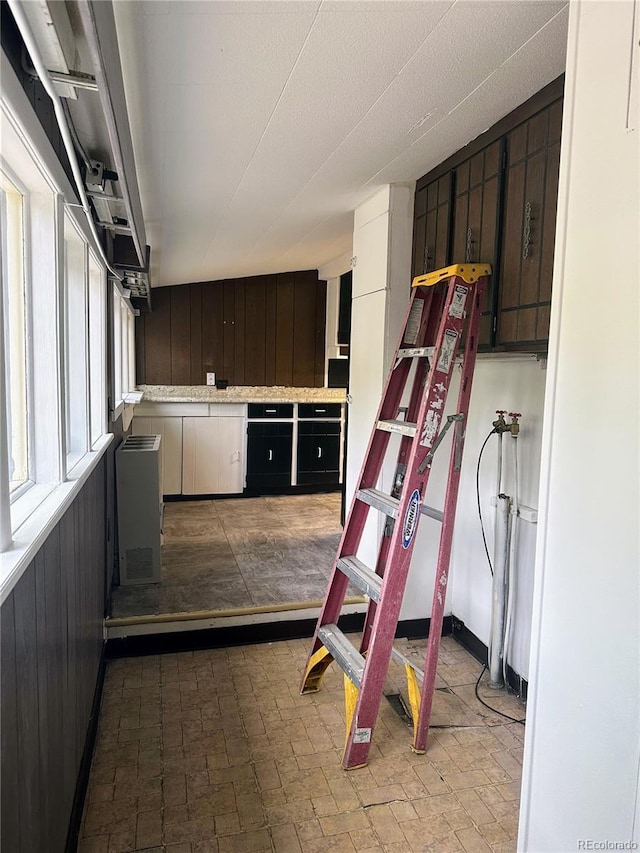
(300, 263, 491, 770)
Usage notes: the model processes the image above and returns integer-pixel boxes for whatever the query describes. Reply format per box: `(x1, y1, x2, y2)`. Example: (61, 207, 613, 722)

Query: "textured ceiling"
(113, 0, 569, 287)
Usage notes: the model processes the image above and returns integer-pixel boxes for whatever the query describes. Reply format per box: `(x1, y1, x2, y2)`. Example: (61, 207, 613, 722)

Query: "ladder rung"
(317, 624, 365, 688)
(338, 556, 382, 602)
(391, 646, 424, 680)
(377, 419, 417, 437)
(357, 488, 443, 523)
(422, 504, 444, 522)
(397, 346, 434, 359)
(357, 488, 399, 518)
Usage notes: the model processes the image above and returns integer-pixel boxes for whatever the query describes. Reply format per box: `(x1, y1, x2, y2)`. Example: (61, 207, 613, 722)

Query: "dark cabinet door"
(246, 423, 293, 489)
(451, 139, 505, 348)
(498, 99, 562, 348)
(297, 422, 341, 486)
(412, 173, 453, 279)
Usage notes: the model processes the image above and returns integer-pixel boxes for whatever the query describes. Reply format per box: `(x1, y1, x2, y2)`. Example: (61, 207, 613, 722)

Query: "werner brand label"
(402, 489, 421, 549)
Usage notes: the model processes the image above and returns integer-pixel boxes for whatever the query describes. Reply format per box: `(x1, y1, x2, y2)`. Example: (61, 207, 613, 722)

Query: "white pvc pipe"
(7, 0, 122, 282)
(502, 436, 520, 685)
(489, 493, 511, 687)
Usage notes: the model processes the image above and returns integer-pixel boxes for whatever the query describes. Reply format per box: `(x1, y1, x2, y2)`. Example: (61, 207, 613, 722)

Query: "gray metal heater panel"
(116, 434, 162, 585)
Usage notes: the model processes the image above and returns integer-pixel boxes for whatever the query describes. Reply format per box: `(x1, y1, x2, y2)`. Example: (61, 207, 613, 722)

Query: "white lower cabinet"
(132, 416, 183, 495)
(182, 415, 245, 495)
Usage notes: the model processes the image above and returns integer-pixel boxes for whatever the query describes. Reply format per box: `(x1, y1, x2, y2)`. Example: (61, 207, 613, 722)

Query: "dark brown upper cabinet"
(498, 99, 562, 349)
(451, 139, 505, 348)
(412, 76, 564, 354)
(412, 173, 453, 279)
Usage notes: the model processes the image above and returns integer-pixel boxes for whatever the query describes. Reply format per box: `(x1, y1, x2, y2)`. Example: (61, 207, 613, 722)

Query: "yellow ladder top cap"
(412, 263, 492, 288)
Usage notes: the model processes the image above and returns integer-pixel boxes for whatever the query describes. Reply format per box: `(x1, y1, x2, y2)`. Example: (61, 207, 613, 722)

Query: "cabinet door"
(412, 173, 453, 279)
(216, 417, 245, 494)
(451, 139, 505, 348)
(246, 423, 293, 488)
(297, 422, 341, 486)
(132, 416, 183, 495)
(498, 99, 562, 348)
(182, 416, 245, 495)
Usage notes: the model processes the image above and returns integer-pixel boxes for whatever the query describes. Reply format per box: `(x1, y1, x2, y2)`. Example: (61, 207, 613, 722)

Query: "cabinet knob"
(268, 449, 273, 461)
(317, 446, 322, 458)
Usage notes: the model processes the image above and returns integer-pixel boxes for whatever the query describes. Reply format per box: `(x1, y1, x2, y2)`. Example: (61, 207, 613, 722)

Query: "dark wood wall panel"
(170, 287, 191, 384)
(275, 274, 295, 385)
(144, 287, 171, 384)
(0, 461, 107, 853)
(0, 594, 19, 852)
(202, 282, 224, 385)
(245, 278, 267, 385)
(189, 285, 203, 384)
(293, 270, 319, 386)
(136, 270, 326, 388)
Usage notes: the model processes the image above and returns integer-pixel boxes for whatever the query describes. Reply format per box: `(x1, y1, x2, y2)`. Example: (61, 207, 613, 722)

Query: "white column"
(518, 1, 640, 849)
(346, 184, 414, 568)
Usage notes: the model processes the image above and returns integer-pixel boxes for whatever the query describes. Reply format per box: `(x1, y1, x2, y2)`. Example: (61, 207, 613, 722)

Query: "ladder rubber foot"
(409, 745, 427, 755)
(343, 763, 369, 772)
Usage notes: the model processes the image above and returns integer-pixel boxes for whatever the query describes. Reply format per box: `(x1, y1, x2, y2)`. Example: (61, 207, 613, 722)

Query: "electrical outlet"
(206, 372, 216, 386)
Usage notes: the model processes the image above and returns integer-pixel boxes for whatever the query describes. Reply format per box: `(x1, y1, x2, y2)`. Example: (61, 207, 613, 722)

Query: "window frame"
(0, 52, 115, 599)
(0, 165, 33, 502)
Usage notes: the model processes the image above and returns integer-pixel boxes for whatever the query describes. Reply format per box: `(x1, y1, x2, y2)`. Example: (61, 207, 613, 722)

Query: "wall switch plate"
(206, 372, 216, 386)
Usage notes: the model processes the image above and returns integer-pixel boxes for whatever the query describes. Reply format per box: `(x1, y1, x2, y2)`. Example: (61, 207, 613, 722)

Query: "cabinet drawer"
(298, 421, 341, 437)
(247, 403, 293, 419)
(298, 403, 342, 419)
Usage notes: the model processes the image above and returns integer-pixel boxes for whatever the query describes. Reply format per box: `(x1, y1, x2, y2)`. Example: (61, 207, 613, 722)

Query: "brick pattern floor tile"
(80, 636, 525, 852)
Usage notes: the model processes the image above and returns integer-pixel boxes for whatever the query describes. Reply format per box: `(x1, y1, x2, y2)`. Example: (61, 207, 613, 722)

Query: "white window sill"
(0, 433, 114, 605)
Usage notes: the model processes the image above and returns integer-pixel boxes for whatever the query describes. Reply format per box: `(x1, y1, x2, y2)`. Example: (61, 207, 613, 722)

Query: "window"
(1, 170, 29, 495)
(64, 213, 89, 472)
(111, 282, 136, 415)
(88, 252, 106, 446)
(1, 49, 118, 588)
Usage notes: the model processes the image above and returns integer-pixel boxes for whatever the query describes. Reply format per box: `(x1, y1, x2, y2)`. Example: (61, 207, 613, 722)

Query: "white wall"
(519, 1, 640, 849)
(403, 356, 546, 681)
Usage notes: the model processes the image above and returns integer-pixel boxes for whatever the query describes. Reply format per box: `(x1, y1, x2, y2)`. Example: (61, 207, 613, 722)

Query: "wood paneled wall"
(136, 270, 327, 387)
(1, 461, 107, 853)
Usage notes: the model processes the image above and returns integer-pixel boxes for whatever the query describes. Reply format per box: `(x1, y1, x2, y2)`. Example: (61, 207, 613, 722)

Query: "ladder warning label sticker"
(436, 329, 458, 374)
(420, 410, 440, 448)
(354, 727, 372, 743)
(449, 285, 468, 319)
(405, 300, 424, 345)
(402, 489, 421, 549)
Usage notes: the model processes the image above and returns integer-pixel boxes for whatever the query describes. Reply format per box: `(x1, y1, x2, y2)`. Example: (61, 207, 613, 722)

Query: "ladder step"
(338, 556, 382, 602)
(377, 419, 417, 437)
(422, 504, 444, 523)
(357, 488, 399, 518)
(317, 624, 365, 688)
(398, 346, 434, 360)
(357, 488, 443, 523)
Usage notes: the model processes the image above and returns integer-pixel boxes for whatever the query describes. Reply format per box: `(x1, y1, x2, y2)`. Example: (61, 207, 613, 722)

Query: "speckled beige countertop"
(138, 385, 346, 404)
